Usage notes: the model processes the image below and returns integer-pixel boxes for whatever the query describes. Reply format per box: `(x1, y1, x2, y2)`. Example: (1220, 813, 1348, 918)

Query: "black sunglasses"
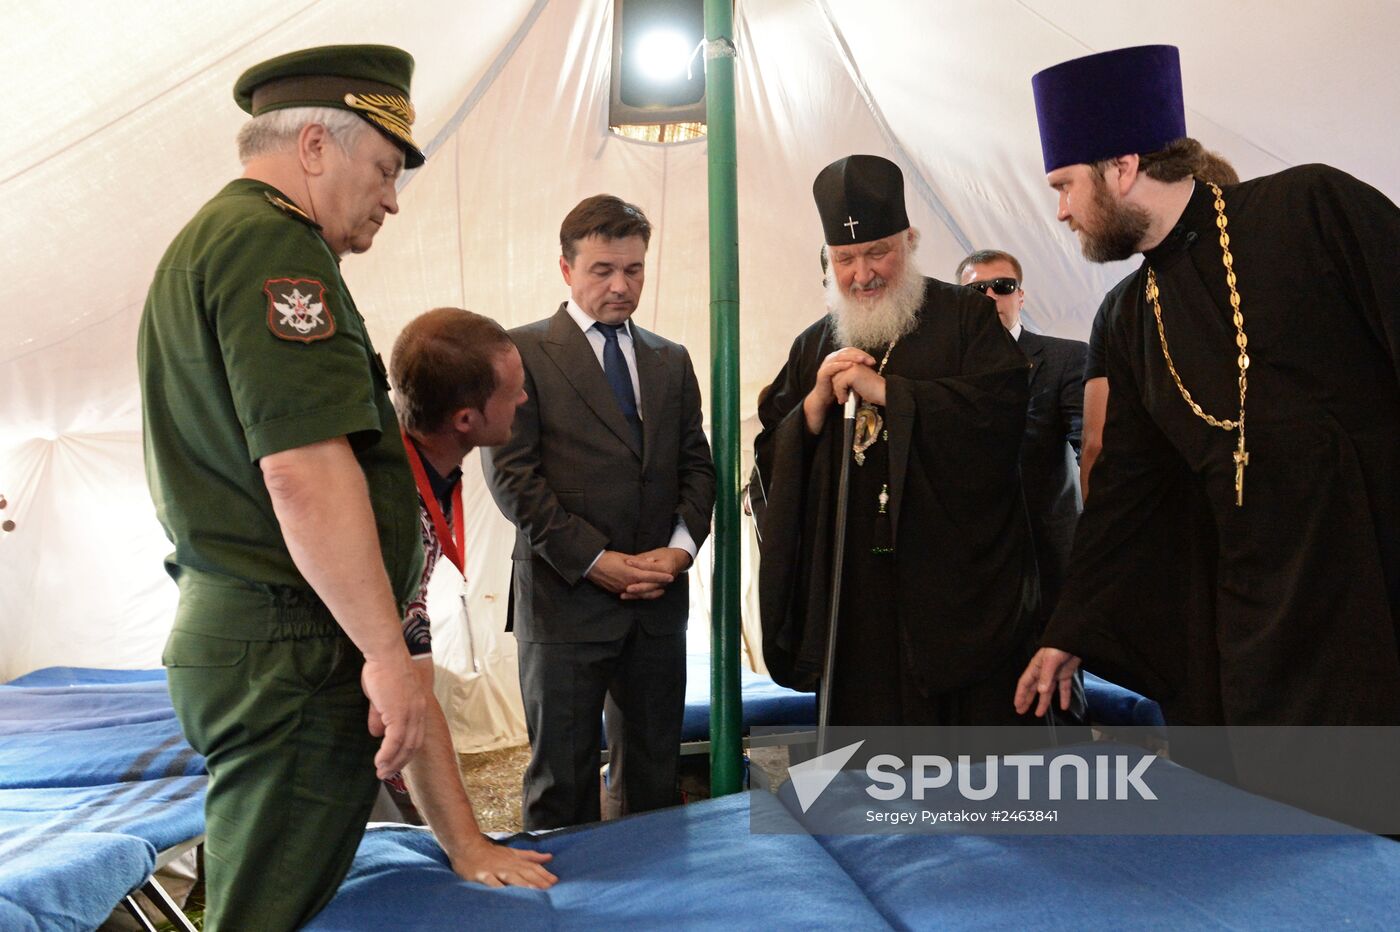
(966, 277, 1019, 296)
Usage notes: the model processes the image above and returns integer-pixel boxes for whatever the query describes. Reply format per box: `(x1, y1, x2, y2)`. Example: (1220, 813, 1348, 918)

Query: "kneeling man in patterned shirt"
(390, 307, 555, 888)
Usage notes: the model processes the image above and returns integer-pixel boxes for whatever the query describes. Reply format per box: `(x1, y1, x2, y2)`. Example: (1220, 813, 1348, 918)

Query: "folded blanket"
(0, 831, 155, 932)
(0, 776, 207, 853)
(0, 683, 180, 736)
(3, 668, 168, 689)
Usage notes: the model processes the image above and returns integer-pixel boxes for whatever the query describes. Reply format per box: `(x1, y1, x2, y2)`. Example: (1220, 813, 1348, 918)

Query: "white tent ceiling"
(3, 0, 1396, 747)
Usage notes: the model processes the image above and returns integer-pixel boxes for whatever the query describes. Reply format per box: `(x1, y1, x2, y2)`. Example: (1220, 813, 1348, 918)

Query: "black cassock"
(754, 277, 1041, 725)
(1049, 164, 1400, 726)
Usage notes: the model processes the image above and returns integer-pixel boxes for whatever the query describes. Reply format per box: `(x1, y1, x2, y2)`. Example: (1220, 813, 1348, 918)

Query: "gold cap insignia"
(345, 92, 419, 156)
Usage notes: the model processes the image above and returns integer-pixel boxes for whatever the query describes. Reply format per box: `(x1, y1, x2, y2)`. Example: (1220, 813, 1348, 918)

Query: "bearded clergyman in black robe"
(753, 154, 1050, 726)
(1016, 45, 1400, 731)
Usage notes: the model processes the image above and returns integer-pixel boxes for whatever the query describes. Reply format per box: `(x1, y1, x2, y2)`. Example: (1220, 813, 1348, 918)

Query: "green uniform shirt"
(139, 178, 422, 612)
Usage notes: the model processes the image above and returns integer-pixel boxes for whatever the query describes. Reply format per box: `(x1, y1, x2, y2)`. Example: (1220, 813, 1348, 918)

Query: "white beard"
(826, 255, 926, 351)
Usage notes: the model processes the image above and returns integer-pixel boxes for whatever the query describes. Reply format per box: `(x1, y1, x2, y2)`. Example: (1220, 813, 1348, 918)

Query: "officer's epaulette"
(263, 191, 322, 231)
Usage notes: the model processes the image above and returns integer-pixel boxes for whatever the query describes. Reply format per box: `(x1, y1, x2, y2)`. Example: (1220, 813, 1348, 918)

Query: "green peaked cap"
(234, 44, 425, 168)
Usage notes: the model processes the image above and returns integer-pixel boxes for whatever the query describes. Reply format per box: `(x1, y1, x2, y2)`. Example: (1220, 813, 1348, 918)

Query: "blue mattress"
(815, 829, 1400, 929)
(674, 658, 1164, 744)
(307, 792, 887, 931)
(0, 831, 155, 932)
(312, 751, 1400, 929)
(0, 777, 207, 855)
(0, 777, 206, 931)
(1083, 672, 1166, 728)
(799, 750, 1400, 927)
(0, 668, 207, 930)
(681, 653, 815, 741)
(0, 673, 204, 788)
(4, 667, 169, 688)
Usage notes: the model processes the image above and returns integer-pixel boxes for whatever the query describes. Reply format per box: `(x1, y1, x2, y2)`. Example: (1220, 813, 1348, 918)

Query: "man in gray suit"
(482, 195, 715, 830)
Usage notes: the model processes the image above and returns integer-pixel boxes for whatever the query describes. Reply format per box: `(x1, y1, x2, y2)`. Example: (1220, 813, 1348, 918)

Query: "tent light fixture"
(634, 29, 693, 84)
(610, 0, 706, 127)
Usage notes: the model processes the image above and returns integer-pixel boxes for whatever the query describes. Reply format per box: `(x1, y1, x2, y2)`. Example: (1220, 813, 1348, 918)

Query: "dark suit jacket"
(1017, 328, 1087, 616)
(482, 304, 716, 643)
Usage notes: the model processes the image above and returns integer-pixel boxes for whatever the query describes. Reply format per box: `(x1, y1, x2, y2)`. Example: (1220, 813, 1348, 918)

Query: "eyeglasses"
(966, 277, 1019, 296)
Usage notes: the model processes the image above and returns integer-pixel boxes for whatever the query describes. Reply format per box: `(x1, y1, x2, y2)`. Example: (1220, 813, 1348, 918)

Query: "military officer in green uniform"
(139, 45, 431, 930)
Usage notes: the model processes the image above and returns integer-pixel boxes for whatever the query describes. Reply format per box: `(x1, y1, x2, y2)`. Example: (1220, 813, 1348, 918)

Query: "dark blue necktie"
(595, 322, 643, 447)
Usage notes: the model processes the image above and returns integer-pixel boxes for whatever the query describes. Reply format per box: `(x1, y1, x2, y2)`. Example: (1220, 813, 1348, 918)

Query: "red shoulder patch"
(265, 278, 336, 343)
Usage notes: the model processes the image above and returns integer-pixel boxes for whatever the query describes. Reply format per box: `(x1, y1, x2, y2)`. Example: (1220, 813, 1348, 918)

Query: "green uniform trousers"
(163, 577, 380, 932)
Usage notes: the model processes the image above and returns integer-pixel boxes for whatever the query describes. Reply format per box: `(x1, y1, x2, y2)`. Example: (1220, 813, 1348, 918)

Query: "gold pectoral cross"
(1233, 437, 1250, 507)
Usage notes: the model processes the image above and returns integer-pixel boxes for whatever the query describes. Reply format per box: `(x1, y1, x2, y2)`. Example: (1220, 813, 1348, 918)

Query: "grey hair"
(236, 106, 370, 164)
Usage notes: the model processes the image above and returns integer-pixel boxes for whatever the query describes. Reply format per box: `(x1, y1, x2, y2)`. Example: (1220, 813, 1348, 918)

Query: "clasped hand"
(587, 547, 692, 600)
(803, 347, 887, 433)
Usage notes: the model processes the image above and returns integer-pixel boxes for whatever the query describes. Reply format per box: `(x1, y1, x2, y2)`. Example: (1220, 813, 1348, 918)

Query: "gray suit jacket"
(481, 304, 716, 643)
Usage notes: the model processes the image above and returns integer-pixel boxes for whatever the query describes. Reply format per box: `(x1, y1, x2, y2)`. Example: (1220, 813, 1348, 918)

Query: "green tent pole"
(704, 0, 743, 797)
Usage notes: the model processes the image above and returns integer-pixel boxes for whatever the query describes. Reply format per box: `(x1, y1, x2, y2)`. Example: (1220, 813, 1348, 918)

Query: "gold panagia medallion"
(853, 403, 883, 465)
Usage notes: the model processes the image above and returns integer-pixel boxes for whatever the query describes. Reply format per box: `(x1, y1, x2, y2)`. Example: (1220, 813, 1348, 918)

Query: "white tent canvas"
(3, 0, 1397, 750)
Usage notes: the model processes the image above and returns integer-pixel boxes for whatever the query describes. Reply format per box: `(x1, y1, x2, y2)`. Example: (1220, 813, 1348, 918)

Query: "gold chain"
(1145, 181, 1251, 506)
(875, 338, 897, 375)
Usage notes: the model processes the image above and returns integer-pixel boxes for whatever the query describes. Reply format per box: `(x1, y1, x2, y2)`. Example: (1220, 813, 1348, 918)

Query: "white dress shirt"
(566, 299, 643, 410)
(565, 300, 697, 571)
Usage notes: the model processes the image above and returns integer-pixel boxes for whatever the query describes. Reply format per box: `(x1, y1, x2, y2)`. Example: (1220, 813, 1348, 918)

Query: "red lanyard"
(400, 428, 466, 577)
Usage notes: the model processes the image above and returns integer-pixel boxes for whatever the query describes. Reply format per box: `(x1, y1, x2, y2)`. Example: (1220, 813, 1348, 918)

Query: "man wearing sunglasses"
(957, 251, 1086, 632)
